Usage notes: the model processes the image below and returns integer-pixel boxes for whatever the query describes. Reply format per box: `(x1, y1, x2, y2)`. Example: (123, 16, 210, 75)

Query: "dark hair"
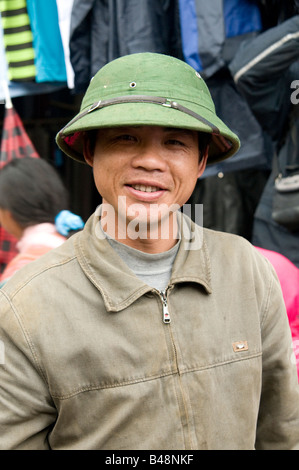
(198, 131, 212, 159)
(0, 157, 68, 228)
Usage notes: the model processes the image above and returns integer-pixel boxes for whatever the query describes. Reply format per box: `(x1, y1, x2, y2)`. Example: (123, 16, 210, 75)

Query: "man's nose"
(131, 143, 168, 171)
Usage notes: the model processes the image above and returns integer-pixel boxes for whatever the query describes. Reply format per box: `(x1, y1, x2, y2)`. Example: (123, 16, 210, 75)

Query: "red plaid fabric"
(0, 107, 39, 168)
(0, 227, 18, 274)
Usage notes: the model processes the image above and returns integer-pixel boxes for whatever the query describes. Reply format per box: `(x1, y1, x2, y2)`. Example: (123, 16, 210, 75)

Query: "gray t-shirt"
(99, 224, 180, 291)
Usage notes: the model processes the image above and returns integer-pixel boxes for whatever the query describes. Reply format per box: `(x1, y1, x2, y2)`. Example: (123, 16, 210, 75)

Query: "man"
(0, 53, 298, 450)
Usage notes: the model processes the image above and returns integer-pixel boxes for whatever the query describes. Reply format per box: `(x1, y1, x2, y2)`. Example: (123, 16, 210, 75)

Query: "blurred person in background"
(255, 246, 299, 377)
(0, 157, 84, 285)
(0, 226, 17, 274)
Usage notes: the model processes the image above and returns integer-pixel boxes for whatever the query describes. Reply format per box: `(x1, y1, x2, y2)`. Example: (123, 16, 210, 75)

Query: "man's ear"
(83, 133, 94, 167)
(197, 147, 209, 178)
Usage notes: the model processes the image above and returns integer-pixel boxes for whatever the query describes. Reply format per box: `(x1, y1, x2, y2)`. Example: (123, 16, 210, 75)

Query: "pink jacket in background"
(256, 247, 299, 379)
(0, 223, 66, 283)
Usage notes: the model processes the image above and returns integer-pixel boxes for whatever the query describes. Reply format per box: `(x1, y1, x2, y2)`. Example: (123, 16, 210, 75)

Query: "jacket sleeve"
(255, 254, 299, 449)
(229, 15, 299, 140)
(0, 291, 56, 450)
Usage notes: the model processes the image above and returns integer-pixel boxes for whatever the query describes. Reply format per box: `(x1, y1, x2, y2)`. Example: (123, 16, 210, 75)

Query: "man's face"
(84, 126, 207, 240)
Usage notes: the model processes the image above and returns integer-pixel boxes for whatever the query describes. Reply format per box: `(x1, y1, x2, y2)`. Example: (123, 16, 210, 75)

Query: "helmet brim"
(57, 98, 240, 165)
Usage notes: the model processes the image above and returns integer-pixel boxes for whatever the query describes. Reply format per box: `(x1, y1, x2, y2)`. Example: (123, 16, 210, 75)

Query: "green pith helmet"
(56, 53, 240, 165)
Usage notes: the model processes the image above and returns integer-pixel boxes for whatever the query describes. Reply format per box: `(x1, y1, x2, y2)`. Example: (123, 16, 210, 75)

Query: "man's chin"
(100, 197, 180, 241)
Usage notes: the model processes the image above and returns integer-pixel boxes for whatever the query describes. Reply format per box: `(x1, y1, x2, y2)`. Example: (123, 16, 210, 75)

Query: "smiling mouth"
(129, 184, 162, 193)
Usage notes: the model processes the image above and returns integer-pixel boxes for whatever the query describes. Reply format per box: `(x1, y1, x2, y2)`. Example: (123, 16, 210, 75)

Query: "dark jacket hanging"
(69, 0, 183, 93)
(229, 14, 299, 266)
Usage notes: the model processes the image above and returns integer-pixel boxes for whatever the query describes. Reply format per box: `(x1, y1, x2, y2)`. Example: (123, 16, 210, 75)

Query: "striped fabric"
(0, 0, 36, 81)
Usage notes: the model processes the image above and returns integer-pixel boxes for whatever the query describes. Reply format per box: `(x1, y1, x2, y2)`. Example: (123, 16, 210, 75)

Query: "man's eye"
(116, 134, 136, 142)
(166, 139, 185, 146)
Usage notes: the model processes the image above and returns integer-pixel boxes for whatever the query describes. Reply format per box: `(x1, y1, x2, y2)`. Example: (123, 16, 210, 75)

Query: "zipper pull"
(160, 290, 171, 324)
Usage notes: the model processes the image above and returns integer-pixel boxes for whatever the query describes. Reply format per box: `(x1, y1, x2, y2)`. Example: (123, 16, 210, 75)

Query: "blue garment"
(178, 0, 267, 176)
(224, 0, 262, 38)
(178, 0, 202, 71)
(26, 0, 67, 83)
(55, 211, 84, 236)
(179, 0, 262, 73)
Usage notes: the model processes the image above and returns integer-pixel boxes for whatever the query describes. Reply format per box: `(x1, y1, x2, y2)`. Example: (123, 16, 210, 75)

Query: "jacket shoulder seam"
(0, 289, 49, 385)
(7, 255, 77, 300)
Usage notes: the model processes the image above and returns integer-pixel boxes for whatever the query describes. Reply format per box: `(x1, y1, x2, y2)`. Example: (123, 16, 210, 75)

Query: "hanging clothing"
(178, 0, 268, 177)
(0, 11, 8, 82)
(180, 0, 269, 239)
(69, 0, 183, 93)
(178, 0, 262, 78)
(56, 0, 75, 89)
(0, 0, 36, 81)
(188, 167, 270, 240)
(229, 14, 299, 266)
(26, 0, 67, 83)
(0, 11, 68, 98)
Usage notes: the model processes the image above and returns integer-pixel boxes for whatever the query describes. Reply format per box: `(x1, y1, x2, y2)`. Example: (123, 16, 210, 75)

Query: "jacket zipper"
(158, 288, 194, 447)
(160, 289, 171, 324)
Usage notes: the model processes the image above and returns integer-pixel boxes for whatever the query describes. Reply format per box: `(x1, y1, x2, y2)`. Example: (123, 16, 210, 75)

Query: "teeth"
(131, 184, 160, 192)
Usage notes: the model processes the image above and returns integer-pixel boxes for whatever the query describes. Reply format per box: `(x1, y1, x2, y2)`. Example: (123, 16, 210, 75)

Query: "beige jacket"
(0, 212, 299, 450)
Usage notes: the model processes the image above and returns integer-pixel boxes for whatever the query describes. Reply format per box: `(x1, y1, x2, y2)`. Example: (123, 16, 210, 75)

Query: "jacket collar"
(75, 210, 212, 312)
